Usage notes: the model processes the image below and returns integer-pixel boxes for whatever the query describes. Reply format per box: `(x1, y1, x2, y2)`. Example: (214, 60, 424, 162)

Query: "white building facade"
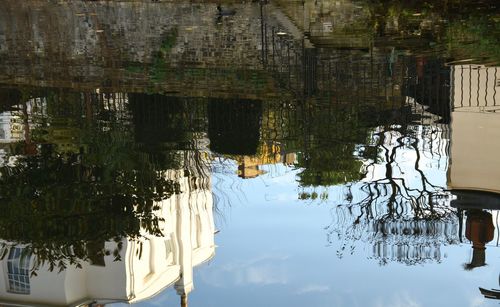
(0, 168, 215, 306)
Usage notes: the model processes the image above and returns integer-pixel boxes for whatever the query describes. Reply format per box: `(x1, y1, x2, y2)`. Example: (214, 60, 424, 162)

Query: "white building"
(0, 169, 215, 307)
(449, 65, 500, 194)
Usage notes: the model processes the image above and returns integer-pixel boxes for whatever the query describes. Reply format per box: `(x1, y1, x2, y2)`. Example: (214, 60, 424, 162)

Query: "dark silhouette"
(479, 286, 500, 300)
(464, 210, 495, 270)
(216, 5, 236, 16)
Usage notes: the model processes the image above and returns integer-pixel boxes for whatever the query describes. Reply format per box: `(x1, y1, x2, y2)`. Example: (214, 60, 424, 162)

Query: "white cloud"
(199, 254, 291, 287)
(374, 292, 421, 307)
(296, 284, 330, 294)
(469, 296, 487, 307)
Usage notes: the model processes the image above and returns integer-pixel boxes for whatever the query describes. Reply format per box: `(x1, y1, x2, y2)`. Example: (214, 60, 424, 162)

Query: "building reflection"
(369, 218, 458, 265)
(446, 63, 500, 297)
(0, 91, 216, 307)
(236, 143, 296, 179)
(0, 165, 214, 306)
(447, 64, 500, 274)
(0, 2, 497, 305)
(0, 158, 214, 306)
(316, 63, 499, 265)
(448, 65, 500, 195)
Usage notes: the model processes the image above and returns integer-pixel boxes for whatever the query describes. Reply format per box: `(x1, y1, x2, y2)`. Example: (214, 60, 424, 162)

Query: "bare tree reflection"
(324, 123, 458, 264)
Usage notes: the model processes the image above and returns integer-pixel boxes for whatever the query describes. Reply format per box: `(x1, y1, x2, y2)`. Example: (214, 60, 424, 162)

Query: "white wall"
(0, 168, 215, 306)
(449, 65, 500, 193)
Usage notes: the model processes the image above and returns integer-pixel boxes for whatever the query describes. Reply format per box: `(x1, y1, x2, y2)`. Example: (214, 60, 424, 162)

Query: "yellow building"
(236, 142, 296, 179)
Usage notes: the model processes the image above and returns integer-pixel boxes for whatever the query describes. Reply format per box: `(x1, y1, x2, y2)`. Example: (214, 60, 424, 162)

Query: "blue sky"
(135, 162, 500, 307)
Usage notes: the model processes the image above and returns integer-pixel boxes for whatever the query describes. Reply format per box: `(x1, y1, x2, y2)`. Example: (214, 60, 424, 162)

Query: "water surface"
(0, 1, 499, 306)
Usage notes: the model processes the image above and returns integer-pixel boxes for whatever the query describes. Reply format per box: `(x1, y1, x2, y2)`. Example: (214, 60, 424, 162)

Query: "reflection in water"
(464, 210, 494, 270)
(0, 93, 214, 305)
(464, 209, 499, 301)
(0, 0, 498, 306)
(0, 170, 214, 305)
(321, 121, 457, 264)
(480, 282, 500, 300)
(6, 247, 31, 295)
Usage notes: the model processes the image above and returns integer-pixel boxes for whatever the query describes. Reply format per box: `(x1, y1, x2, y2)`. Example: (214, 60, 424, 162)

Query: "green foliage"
(290, 104, 370, 187)
(0, 95, 183, 273)
(125, 64, 143, 73)
(297, 147, 363, 187)
(151, 28, 178, 83)
(160, 28, 178, 56)
(445, 16, 500, 63)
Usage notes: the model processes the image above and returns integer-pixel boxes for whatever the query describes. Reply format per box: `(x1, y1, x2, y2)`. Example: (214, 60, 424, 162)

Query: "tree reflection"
(295, 104, 367, 187)
(259, 49, 462, 264)
(0, 90, 215, 274)
(0, 145, 179, 273)
(321, 122, 457, 264)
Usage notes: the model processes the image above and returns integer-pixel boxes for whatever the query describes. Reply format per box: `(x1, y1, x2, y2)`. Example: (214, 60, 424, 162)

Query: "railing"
(258, 2, 453, 120)
(451, 65, 499, 111)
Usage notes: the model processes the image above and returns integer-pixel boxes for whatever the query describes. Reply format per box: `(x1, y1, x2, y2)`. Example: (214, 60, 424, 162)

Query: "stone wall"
(0, 1, 281, 98)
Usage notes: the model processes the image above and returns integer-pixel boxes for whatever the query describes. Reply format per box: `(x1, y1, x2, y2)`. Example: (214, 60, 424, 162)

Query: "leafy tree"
(0, 92, 183, 273)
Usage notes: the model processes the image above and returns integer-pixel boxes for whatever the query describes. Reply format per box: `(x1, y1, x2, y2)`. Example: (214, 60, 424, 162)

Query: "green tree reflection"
(0, 92, 182, 274)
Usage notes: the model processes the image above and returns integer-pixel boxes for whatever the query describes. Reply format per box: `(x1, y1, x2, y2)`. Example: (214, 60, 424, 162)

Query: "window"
(7, 247, 31, 294)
